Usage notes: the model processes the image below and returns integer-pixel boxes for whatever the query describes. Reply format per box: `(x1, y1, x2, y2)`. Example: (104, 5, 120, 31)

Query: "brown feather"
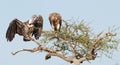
(32, 15, 43, 39)
(6, 18, 23, 41)
(49, 12, 62, 31)
(6, 15, 43, 42)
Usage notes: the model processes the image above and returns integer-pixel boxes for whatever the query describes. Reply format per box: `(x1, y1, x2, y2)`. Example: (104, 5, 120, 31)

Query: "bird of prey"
(49, 12, 62, 32)
(6, 14, 43, 42)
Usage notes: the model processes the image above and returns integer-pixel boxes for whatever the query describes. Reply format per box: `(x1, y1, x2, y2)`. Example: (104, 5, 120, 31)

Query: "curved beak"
(29, 18, 35, 25)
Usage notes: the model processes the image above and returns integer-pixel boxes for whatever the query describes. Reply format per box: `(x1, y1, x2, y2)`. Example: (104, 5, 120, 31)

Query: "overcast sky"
(0, 0, 120, 65)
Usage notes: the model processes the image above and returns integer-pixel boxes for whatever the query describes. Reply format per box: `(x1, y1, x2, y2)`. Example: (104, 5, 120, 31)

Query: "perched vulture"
(6, 15, 43, 42)
(49, 12, 62, 32)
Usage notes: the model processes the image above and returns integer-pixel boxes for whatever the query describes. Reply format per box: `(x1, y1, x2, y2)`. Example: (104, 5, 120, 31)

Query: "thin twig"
(30, 37, 41, 46)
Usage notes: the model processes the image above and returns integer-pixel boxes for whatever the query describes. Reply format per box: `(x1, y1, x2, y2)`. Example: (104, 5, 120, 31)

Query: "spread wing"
(6, 18, 23, 42)
(33, 15, 43, 40)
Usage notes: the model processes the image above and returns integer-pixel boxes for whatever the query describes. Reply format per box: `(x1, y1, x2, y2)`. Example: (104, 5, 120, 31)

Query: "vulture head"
(49, 12, 62, 32)
(28, 15, 37, 25)
(6, 14, 43, 42)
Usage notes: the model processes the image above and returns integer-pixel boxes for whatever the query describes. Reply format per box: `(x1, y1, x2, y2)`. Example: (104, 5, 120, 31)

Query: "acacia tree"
(12, 20, 119, 65)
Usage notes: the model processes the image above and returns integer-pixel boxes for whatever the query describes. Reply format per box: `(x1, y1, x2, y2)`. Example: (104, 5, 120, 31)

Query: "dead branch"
(12, 47, 41, 55)
(12, 45, 57, 55)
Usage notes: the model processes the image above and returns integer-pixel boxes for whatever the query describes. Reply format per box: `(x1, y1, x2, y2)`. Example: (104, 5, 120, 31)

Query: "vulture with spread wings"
(6, 15, 43, 42)
(49, 12, 62, 32)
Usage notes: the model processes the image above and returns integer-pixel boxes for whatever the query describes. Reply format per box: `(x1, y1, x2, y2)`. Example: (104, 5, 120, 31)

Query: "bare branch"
(12, 45, 57, 55)
(30, 37, 41, 46)
(12, 47, 41, 55)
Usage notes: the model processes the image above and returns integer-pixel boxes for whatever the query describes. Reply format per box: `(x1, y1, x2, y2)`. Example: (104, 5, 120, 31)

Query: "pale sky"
(0, 0, 120, 65)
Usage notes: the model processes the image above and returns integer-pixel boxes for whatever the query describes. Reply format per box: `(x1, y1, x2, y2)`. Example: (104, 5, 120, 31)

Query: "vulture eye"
(29, 23, 32, 25)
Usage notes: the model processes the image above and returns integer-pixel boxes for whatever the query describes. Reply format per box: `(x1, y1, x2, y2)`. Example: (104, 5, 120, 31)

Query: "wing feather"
(6, 18, 23, 42)
(33, 15, 43, 39)
(49, 12, 62, 31)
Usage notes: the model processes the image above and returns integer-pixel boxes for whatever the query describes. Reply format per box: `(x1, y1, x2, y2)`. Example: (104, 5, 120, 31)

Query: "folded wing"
(32, 15, 43, 40)
(49, 12, 62, 31)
